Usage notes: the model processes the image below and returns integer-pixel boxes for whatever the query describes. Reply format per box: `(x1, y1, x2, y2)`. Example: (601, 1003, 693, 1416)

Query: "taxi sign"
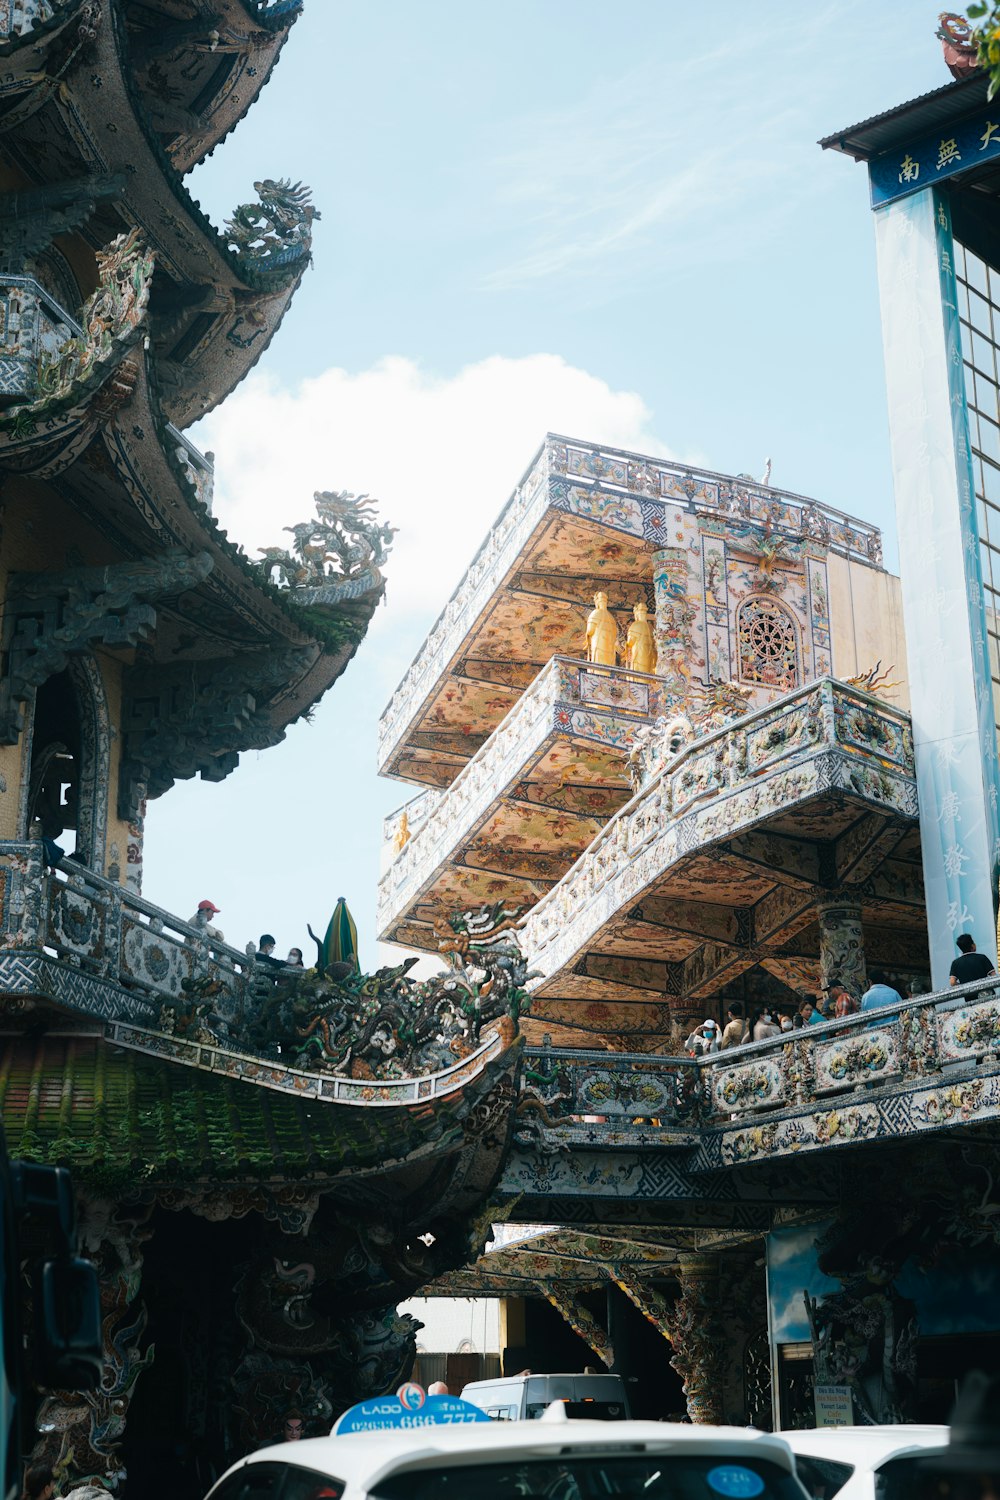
(332, 1381, 491, 1434)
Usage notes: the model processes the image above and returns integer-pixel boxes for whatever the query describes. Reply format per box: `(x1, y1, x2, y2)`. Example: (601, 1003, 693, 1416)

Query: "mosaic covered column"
(652, 548, 694, 697)
(817, 901, 866, 997)
(873, 187, 1000, 986)
(543, 1283, 614, 1368)
(665, 1256, 724, 1425)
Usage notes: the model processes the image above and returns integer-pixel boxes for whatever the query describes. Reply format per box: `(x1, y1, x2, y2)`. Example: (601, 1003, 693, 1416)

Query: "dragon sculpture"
(231, 902, 535, 1079)
(224, 178, 319, 270)
(258, 489, 396, 591)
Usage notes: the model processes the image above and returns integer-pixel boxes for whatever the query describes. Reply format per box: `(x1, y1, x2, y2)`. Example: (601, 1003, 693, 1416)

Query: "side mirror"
(31, 1257, 102, 1390)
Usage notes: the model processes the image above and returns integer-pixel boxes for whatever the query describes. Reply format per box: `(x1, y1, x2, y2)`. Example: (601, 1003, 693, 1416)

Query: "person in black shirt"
(949, 932, 997, 986)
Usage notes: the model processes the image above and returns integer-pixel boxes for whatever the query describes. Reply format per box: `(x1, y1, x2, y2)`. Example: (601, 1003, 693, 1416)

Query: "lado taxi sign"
(332, 1382, 491, 1434)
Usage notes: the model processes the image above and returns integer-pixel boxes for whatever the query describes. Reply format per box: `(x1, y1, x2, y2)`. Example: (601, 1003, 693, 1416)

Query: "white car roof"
(782, 1425, 949, 1465)
(225, 1419, 799, 1491)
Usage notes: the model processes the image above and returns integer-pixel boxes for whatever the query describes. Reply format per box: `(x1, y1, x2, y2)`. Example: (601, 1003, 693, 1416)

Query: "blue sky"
(142, 2, 949, 964)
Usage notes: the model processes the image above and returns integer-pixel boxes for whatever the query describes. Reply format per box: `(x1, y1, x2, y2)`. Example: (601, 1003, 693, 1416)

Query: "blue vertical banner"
(873, 186, 1000, 985)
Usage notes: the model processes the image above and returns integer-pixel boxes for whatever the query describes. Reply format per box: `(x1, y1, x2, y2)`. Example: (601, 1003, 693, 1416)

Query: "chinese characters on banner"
(870, 110, 1000, 207)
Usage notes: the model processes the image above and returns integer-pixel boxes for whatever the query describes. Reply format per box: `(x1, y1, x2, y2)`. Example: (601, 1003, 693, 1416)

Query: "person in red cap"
(190, 899, 224, 942)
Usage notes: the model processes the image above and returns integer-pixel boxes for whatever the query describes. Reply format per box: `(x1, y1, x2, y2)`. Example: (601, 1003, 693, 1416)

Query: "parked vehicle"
(207, 1410, 810, 1499)
(460, 1371, 631, 1421)
(781, 1424, 949, 1500)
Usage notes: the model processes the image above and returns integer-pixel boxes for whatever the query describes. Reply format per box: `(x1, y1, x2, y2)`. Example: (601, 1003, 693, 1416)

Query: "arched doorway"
(24, 657, 109, 869)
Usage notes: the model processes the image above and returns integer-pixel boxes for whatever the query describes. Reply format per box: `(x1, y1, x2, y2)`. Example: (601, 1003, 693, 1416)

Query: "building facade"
(378, 434, 1000, 1427)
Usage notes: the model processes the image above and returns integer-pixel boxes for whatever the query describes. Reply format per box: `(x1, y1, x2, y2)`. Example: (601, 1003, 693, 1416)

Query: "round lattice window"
(737, 597, 798, 689)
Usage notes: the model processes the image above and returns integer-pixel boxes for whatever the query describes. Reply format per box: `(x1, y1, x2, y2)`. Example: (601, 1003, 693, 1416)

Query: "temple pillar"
(665, 1256, 725, 1425)
(651, 549, 694, 697)
(542, 1283, 614, 1368)
(817, 901, 866, 997)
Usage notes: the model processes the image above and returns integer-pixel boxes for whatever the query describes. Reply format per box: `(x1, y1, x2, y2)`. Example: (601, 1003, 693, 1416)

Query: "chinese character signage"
(869, 108, 1000, 207)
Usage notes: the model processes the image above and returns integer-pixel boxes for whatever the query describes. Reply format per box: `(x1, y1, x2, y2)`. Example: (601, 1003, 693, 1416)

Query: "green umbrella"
(320, 896, 359, 974)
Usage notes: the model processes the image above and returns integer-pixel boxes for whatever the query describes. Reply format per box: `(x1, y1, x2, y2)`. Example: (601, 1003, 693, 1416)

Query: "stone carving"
(119, 646, 315, 816)
(0, 552, 213, 744)
(804, 1218, 919, 1424)
(224, 178, 319, 271)
(242, 902, 533, 1078)
(0, 177, 125, 269)
(35, 230, 155, 402)
(664, 1257, 725, 1424)
(258, 490, 395, 592)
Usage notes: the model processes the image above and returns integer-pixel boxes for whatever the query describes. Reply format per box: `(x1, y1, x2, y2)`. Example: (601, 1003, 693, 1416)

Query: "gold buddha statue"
(625, 601, 657, 675)
(585, 590, 618, 666)
(394, 808, 411, 853)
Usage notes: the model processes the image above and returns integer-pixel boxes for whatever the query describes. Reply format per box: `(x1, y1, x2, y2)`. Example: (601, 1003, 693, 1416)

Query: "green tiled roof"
(0, 1036, 467, 1193)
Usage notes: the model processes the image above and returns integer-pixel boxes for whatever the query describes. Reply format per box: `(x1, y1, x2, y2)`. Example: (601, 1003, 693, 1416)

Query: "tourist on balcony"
(255, 933, 285, 971)
(286, 947, 305, 967)
(798, 996, 825, 1026)
(861, 971, 903, 1013)
(949, 932, 997, 987)
(778, 1010, 795, 1033)
(190, 898, 224, 941)
(721, 1002, 749, 1048)
(752, 1007, 780, 1042)
(826, 978, 859, 1017)
(684, 1019, 721, 1055)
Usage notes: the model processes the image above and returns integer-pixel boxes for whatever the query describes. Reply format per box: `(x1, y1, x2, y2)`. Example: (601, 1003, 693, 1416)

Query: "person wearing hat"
(825, 977, 859, 1018)
(189, 899, 224, 942)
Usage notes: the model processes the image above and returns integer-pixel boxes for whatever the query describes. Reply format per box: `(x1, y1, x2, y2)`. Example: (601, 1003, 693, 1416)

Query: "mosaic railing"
(0, 278, 215, 510)
(516, 974, 1000, 1151)
(0, 842, 254, 1023)
(0, 276, 80, 404)
(378, 435, 885, 768)
(381, 787, 441, 848)
(519, 1042, 699, 1134)
(699, 973, 1000, 1125)
(377, 656, 663, 936)
(0, 0, 73, 42)
(523, 678, 916, 983)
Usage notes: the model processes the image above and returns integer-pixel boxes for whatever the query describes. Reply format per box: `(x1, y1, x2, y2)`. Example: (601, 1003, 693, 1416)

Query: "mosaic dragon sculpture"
(224, 178, 319, 271)
(258, 489, 397, 589)
(190, 902, 537, 1079)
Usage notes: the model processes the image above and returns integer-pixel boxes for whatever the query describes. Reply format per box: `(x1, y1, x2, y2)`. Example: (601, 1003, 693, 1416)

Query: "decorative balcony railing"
(0, 275, 215, 508)
(377, 655, 665, 936)
(0, 841, 254, 1026)
(522, 677, 916, 985)
(516, 974, 1000, 1158)
(381, 786, 441, 848)
(0, 276, 80, 403)
(378, 434, 885, 768)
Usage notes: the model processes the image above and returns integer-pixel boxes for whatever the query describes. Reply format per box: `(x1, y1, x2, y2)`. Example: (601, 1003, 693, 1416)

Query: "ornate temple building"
(379, 435, 1000, 1428)
(0, 4, 530, 1494)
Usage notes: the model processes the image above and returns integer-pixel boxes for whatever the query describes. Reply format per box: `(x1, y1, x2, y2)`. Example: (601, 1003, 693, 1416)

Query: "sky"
(141, 1, 951, 965)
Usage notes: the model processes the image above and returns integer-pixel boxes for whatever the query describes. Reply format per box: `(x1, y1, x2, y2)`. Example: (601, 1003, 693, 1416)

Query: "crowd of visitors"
(682, 931, 997, 1058)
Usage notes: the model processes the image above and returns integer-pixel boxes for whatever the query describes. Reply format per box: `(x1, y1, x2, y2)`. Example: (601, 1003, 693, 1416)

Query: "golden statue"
(393, 808, 411, 854)
(624, 601, 657, 674)
(585, 590, 618, 666)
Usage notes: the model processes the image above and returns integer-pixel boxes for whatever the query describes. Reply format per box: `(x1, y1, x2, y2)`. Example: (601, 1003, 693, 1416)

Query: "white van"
(460, 1372, 631, 1421)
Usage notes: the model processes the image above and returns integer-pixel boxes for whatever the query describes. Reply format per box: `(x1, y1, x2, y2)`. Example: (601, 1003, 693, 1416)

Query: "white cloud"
(193, 352, 672, 633)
